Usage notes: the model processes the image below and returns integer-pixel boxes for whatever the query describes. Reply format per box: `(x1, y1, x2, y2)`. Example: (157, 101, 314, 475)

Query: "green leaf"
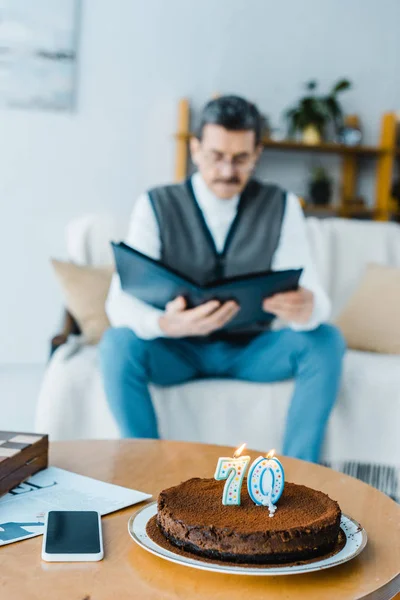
(285, 107, 296, 119)
(312, 166, 331, 182)
(331, 79, 351, 94)
(306, 80, 317, 90)
(288, 121, 296, 137)
(325, 96, 341, 117)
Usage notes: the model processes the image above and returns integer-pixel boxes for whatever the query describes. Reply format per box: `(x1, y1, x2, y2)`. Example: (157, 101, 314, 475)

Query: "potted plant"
(309, 167, 332, 206)
(285, 79, 351, 144)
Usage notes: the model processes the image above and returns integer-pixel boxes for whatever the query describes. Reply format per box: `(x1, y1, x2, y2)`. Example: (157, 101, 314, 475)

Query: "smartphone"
(42, 510, 104, 562)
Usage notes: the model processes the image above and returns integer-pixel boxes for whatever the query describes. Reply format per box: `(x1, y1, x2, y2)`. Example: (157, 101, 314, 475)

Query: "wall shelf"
(175, 133, 384, 156)
(303, 205, 378, 219)
(261, 139, 383, 156)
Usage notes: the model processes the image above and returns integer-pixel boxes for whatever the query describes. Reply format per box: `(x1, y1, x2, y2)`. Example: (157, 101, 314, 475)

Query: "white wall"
(0, 366, 44, 431)
(1, 0, 400, 366)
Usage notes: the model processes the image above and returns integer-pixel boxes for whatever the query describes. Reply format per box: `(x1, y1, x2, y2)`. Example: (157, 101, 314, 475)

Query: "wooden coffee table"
(1, 440, 399, 600)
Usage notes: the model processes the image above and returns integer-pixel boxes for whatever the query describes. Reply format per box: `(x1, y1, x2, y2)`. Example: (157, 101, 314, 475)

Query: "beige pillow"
(335, 263, 400, 354)
(51, 260, 114, 344)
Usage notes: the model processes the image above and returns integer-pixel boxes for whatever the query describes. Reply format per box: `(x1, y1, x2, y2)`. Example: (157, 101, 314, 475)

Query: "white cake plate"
(128, 501, 367, 576)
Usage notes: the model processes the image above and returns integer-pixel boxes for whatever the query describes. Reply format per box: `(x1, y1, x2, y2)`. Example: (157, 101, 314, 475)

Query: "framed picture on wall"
(0, 0, 81, 111)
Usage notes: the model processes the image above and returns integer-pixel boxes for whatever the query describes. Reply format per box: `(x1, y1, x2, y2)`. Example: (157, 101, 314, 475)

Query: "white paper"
(0, 467, 151, 546)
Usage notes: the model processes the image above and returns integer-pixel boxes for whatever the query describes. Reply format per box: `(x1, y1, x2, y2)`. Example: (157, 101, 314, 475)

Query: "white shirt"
(106, 173, 331, 338)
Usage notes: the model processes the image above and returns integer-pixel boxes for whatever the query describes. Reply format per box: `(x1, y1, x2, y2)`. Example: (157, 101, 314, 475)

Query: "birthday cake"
(156, 478, 341, 564)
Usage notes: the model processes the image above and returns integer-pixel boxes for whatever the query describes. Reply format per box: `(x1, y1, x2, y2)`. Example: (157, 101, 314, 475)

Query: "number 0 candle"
(214, 443, 250, 506)
(247, 449, 285, 517)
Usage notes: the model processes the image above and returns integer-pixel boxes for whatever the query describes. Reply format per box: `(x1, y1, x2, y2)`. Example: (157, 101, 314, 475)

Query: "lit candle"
(214, 443, 251, 506)
(247, 449, 285, 517)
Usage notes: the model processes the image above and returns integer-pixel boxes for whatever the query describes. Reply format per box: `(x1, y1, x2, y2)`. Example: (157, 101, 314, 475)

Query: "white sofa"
(35, 215, 400, 465)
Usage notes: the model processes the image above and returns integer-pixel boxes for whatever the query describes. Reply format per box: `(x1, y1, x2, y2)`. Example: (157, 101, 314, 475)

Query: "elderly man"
(100, 95, 345, 463)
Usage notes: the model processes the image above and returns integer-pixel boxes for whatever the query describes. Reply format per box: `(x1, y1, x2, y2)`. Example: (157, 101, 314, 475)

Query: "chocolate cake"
(156, 477, 341, 564)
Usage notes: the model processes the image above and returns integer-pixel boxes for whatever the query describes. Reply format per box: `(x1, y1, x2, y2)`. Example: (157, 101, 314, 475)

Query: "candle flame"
(233, 443, 247, 458)
(265, 449, 276, 459)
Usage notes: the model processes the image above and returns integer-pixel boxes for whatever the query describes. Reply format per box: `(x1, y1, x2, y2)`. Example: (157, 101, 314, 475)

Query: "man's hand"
(262, 288, 314, 324)
(159, 296, 240, 338)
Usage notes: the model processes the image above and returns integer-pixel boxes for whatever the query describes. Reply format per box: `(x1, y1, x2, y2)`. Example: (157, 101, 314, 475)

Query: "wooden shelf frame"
(261, 140, 383, 156)
(174, 99, 399, 221)
(175, 133, 384, 156)
(303, 205, 377, 216)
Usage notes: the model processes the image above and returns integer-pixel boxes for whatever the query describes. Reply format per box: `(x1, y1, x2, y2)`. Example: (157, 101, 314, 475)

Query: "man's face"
(190, 124, 262, 199)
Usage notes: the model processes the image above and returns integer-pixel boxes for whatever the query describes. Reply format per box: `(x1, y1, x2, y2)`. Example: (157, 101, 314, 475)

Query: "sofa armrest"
(50, 310, 81, 357)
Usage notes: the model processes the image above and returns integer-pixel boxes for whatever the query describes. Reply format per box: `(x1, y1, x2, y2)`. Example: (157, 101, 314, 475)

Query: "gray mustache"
(213, 178, 240, 184)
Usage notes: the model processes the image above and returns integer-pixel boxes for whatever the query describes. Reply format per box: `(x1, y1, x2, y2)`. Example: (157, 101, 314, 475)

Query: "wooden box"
(0, 431, 48, 497)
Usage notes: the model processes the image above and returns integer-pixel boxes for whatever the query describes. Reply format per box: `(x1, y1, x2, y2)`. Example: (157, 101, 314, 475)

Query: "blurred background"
(0, 0, 399, 438)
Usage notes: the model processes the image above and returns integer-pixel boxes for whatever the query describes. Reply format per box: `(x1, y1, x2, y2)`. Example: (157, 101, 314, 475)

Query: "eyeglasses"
(201, 151, 256, 173)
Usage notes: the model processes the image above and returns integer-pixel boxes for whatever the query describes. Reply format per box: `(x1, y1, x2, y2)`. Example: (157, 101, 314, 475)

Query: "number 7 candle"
(214, 443, 250, 506)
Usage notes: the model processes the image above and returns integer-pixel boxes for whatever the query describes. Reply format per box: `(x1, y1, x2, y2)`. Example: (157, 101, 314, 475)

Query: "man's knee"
(99, 327, 147, 376)
(315, 324, 346, 353)
(304, 324, 346, 363)
(99, 326, 144, 355)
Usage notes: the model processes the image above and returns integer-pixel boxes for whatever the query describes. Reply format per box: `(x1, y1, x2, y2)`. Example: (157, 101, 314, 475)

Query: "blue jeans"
(99, 325, 345, 462)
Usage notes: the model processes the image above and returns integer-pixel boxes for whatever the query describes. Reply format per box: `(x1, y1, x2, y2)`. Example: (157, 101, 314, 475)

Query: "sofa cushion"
(307, 219, 400, 319)
(336, 263, 400, 354)
(51, 260, 114, 344)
